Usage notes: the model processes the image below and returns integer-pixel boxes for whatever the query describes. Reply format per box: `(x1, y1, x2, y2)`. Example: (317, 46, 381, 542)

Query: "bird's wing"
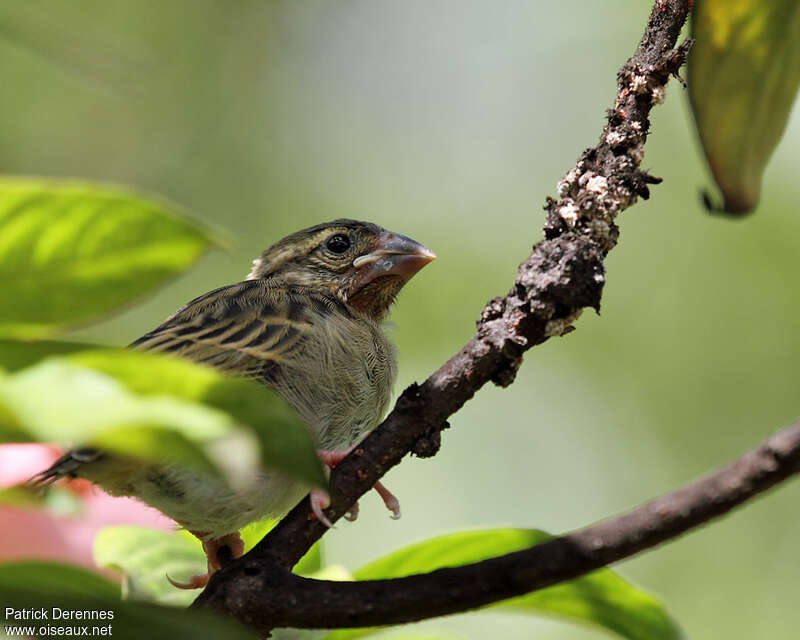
(130, 279, 337, 381)
(31, 280, 338, 488)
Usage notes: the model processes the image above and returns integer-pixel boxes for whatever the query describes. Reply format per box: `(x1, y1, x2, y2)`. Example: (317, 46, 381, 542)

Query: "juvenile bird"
(35, 219, 435, 588)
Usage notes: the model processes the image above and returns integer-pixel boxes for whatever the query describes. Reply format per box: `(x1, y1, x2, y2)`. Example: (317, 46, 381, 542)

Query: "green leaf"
(70, 349, 325, 487)
(0, 338, 98, 372)
(94, 526, 206, 607)
(325, 635, 460, 640)
(238, 519, 323, 576)
(0, 178, 217, 338)
(238, 518, 279, 553)
(0, 560, 259, 640)
(0, 561, 121, 599)
(0, 349, 325, 487)
(0, 360, 232, 479)
(39, 485, 86, 517)
(353, 636, 461, 640)
(93, 523, 322, 607)
(689, 1, 800, 214)
(0, 485, 45, 508)
(325, 529, 682, 640)
(294, 539, 324, 577)
(0, 484, 84, 517)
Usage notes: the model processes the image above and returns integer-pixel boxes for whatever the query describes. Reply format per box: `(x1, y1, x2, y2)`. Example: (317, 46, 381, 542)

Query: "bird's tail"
(27, 448, 102, 490)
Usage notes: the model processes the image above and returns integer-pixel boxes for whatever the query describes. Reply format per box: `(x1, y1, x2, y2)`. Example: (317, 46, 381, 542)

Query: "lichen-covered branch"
(193, 0, 696, 630)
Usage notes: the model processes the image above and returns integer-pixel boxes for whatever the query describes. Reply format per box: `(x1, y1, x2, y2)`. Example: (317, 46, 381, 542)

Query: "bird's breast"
(265, 307, 397, 450)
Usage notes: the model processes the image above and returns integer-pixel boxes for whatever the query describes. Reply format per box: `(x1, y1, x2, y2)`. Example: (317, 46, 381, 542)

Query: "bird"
(33, 219, 435, 588)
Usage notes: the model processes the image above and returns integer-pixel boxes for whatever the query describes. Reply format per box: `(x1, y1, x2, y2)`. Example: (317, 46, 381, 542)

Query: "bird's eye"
(326, 233, 351, 254)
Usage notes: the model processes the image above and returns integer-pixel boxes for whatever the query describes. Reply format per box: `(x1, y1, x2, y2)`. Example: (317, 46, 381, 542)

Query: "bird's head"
(247, 219, 435, 320)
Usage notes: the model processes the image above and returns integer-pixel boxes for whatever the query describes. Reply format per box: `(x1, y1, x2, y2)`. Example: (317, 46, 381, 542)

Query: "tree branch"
(193, 0, 697, 629)
(195, 419, 800, 630)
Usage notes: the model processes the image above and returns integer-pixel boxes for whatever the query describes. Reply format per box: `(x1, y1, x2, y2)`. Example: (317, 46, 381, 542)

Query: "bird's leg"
(166, 530, 244, 590)
(311, 448, 401, 525)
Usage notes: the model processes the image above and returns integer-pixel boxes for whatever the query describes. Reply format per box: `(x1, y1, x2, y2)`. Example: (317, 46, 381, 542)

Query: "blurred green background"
(1, 1, 799, 638)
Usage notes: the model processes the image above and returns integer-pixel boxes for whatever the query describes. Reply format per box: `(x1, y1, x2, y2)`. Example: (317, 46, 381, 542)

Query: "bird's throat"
(346, 275, 404, 321)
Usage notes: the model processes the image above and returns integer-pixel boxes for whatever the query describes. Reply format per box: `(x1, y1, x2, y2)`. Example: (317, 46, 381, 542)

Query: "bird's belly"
(115, 463, 306, 538)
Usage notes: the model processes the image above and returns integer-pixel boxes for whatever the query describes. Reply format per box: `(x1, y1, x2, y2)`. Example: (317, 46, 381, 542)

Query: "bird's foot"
(309, 487, 335, 528)
(166, 530, 244, 590)
(309, 481, 363, 526)
(167, 572, 211, 590)
(373, 479, 401, 520)
(312, 448, 401, 525)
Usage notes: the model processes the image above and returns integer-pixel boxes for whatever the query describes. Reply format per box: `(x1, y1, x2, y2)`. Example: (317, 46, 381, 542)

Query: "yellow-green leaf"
(93, 523, 323, 607)
(0, 178, 217, 338)
(325, 529, 682, 640)
(237, 519, 323, 576)
(689, 0, 800, 214)
(94, 526, 207, 607)
(70, 349, 325, 487)
(0, 360, 230, 479)
(0, 346, 325, 488)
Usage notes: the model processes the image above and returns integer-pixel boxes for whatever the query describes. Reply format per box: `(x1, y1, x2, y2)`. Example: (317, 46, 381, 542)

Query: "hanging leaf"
(689, 1, 800, 214)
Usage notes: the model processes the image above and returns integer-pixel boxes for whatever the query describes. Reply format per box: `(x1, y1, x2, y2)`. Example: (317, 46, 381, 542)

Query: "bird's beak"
(351, 231, 436, 288)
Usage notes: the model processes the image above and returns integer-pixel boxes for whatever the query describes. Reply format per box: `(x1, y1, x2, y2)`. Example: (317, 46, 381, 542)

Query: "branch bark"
(193, 0, 706, 631)
(196, 420, 800, 630)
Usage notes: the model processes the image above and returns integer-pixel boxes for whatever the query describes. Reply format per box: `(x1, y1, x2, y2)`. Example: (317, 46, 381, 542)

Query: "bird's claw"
(310, 487, 335, 528)
(166, 572, 210, 590)
(374, 480, 401, 519)
(166, 530, 245, 590)
(344, 500, 360, 521)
